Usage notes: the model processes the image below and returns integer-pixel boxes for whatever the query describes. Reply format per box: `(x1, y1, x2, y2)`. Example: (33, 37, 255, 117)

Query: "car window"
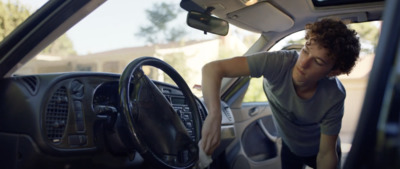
(244, 21, 380, 103)
(0, 0, 47, 42)
(11, 0, 259, 97)
(243, 21, 381, 145)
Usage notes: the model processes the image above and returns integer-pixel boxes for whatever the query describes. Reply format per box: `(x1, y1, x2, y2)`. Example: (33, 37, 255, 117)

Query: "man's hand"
(317, 134, 339, 169)
(200, 113, 222, 155)
(200, 56, 250, 155)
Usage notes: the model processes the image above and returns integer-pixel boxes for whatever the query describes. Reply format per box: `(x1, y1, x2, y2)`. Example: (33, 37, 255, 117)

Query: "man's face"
(292, 39, 336, 88)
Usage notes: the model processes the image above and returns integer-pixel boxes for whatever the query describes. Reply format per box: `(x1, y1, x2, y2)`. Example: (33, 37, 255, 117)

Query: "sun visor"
(227, 2, 294, 32)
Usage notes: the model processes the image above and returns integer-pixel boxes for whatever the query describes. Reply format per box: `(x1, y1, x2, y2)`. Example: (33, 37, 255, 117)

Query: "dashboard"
(0, 72, 234, 168)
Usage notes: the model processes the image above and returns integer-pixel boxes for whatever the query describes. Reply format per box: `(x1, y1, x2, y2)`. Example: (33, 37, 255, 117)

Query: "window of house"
(76, 64, 94, 72)
(103, 61, 119, 73)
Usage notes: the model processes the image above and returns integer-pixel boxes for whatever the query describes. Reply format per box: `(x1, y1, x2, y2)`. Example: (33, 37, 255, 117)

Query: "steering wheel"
(118, 56, 200, 168)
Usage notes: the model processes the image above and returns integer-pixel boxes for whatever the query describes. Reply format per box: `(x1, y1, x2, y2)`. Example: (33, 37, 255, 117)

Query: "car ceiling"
(185, 0, 385, 34)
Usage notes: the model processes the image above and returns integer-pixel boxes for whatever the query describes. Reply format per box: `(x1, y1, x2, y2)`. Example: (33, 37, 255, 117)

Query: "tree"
(285, 22, 381, 54)
(41, 34, 77, 56)
(349, 22, 381, 54)
(0, 1, 30, 41)
(0, 1, 76, 56)
(135, 2, 187, 44)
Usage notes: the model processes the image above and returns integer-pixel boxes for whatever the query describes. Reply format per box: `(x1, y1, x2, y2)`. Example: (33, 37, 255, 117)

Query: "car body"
(0, 0, 399, 169)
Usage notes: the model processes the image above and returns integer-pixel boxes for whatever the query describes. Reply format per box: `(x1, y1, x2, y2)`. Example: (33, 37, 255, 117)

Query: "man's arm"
(200, 56, 250, 155)
(317, 133, 339, 169)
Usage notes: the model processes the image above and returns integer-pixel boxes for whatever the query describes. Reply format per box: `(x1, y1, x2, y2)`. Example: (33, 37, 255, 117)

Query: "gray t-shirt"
(247, 50, 345, 156)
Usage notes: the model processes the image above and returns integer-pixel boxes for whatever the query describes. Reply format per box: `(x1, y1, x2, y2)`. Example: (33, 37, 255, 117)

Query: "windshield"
(8, 0, 259, 97)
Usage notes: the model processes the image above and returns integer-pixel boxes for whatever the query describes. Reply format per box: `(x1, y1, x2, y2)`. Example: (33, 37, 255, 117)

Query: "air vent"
(45, 87, 69, 143)
(19, 76, 39, 95)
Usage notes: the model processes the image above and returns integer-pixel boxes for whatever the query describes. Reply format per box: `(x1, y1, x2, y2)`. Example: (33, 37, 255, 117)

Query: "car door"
(343, 0, 400, 168)
(219, 20, 380, 168)
(219, 75, 281, 169)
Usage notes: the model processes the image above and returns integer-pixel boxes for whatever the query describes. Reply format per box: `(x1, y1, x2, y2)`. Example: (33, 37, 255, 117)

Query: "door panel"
(225, 102, 282, 169)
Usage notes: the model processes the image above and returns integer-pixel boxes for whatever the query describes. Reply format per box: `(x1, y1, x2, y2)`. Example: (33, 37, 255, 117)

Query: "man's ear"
(328, 69, 342, 77)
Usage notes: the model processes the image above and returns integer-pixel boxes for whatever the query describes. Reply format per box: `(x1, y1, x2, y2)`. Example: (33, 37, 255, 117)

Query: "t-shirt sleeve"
(320, 100, 344, 135)
(247, 50, 297, 82)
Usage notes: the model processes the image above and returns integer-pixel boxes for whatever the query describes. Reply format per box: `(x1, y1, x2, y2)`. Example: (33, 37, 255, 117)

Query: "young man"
(200, 19, 360, 169)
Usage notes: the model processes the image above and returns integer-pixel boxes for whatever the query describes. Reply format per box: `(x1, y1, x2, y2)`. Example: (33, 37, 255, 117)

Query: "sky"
(2, 0, 260, 55)
(3, 0, 177, 55)
(67, 0, 155, 54)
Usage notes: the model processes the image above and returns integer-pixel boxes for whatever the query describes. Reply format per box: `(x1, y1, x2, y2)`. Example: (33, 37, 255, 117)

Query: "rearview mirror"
(187, 11, 229, 36)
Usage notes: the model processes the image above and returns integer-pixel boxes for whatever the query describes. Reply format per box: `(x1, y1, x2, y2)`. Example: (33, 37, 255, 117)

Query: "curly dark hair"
(305, 18, 360, 75)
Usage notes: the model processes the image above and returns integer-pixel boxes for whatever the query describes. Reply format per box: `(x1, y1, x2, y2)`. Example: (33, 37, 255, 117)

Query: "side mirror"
(187, 11, 229, 36)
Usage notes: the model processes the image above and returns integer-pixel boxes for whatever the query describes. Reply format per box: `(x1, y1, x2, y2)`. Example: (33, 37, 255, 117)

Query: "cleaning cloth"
(197, 140, 213, 169)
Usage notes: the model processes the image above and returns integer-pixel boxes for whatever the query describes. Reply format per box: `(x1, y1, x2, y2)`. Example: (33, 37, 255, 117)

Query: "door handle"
(248, 107, 259, 117)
